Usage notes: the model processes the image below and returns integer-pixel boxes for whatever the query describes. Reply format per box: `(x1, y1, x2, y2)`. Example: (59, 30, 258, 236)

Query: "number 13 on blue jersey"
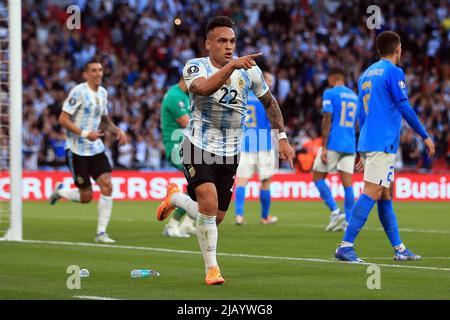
(340, 101, 357, 128)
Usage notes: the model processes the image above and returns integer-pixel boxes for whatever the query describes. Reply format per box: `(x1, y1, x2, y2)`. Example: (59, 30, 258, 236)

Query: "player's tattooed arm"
(101, 116, 127, 144)
(258, 91, 285, 132)
(320, 113, 331, 163)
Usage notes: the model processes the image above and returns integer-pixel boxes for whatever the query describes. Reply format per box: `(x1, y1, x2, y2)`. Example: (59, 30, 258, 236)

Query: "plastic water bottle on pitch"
(79, 268, 90, 278)
(130, 269, 160, 278)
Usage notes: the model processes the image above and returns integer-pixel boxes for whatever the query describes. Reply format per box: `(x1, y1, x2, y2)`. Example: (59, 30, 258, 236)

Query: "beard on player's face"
(209, 47, 232, 66)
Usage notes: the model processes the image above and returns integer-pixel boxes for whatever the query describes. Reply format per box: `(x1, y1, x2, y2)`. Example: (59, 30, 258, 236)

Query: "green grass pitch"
(0, 200, 449, 300)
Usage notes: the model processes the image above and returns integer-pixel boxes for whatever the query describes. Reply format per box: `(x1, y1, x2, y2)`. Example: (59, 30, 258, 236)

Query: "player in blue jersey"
(235, 70, 277, 225)
(335, 31, 435, 262)
(312, 68, 357, 232)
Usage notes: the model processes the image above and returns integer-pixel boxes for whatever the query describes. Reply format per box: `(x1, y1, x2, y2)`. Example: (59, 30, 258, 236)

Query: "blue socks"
(377, 200, 402, 247)
(344, 186, 355, 222)
(314, 179, 338, 212)
(343, 194, 376, 244)
(260, 189, 271, 219)
(235, 186, 245, 217)
(235, 186, 271, 220)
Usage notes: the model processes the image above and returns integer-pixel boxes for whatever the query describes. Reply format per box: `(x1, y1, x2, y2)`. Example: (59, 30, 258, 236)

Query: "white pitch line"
(17, 239, 450, 272)
(276, 223, 450, 235)
(73, 295, 122, 300)
(26, 215, 136, 222)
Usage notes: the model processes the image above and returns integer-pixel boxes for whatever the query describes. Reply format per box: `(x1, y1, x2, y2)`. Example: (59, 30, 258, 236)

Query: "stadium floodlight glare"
(0, 0, 22, 241)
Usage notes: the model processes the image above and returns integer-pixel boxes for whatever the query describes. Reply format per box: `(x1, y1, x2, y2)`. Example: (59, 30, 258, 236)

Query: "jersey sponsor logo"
(187, 65, 199, 75)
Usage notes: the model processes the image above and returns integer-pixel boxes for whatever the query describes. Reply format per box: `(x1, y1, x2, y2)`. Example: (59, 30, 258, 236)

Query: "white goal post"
(0, 0, 22, 241)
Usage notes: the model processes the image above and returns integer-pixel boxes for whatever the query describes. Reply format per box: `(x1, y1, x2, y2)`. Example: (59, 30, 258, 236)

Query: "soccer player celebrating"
(156, 16, 295, 285)
(335, 31, 435, 262)
(234, 69, 278, 225)
(49, 61, 127, 243)
(312, 68, 358, 232)
(160, 77, 196, 237)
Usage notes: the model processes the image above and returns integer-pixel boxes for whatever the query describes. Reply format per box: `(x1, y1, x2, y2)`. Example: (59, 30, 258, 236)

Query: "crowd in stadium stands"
(17, 0, 449, 172)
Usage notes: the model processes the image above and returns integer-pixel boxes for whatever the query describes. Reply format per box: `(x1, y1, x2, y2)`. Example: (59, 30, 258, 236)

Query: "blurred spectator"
(116, 135, 134, 169)
(400, 129, 421, 169)
(22, 125, 42, 171)
(17, 0, 448, 173)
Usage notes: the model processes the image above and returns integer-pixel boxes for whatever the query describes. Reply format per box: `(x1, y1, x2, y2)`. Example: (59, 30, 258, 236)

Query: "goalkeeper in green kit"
(160, 78, 196, 237)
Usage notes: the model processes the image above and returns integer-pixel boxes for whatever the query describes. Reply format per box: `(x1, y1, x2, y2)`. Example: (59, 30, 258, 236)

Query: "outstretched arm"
(189, 63, 235, 96)
(258, 91, 295, 168)
(188, 53, 262, 96)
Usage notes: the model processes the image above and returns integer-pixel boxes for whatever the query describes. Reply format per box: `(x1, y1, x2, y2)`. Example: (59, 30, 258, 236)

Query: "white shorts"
(236, 150, 276, 180)
(361, 152, 396, 188)
(312, 147, 356, 174)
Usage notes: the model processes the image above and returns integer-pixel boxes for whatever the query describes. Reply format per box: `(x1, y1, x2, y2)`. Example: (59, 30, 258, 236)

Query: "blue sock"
(235, 186, 245, 217)
(314, 179, 338, 212)
(377, 200, 402, 247)
(260, 189, 271, 220)
(343, 194, 376, 244)
(344, 186, 355, 222)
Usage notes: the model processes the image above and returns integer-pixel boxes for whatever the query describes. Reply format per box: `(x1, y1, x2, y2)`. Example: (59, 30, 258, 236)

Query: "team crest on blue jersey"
(398, 81, 406, 89)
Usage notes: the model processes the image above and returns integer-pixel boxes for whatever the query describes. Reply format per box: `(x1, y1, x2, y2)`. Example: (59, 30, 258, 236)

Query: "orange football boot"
(205, 266, 225, 285)
(156, 183, 180, 221)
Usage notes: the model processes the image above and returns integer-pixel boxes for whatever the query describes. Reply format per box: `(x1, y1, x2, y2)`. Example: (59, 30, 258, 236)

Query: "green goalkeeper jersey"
(161, 84, 190, 168)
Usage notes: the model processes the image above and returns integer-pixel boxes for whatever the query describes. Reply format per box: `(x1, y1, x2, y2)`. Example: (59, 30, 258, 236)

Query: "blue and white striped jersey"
(62, 82, 108, 156)
(183, 57, 269, 156)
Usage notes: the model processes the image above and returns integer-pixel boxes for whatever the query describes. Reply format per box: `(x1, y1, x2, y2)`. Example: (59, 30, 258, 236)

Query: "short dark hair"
(84, 60, 101, 71)
(328, 68, 345, 78)
(376, 31, 401, 56)
(206, 16, 235, 35)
